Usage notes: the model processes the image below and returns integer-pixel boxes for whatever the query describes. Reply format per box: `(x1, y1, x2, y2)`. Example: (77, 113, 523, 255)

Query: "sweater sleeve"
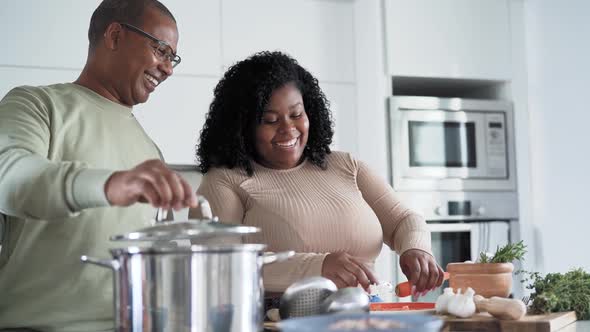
(0, 87, 112, 220)
(355, 158, 432, 256)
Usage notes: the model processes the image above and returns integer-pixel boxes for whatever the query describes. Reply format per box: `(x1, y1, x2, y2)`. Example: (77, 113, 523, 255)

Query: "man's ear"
(103, 22, 122, 51)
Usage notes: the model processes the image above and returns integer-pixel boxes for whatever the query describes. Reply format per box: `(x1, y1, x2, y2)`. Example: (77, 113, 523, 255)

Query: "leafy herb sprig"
(520, 268, 590, 320)
(478, 240, 527, 263)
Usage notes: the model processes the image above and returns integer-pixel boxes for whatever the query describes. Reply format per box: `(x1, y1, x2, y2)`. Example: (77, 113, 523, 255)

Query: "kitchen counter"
(265, 311, 590, 331)
(450, 321, 590, 331)
(443, 321, 590, 332)
(264, 320, 590, 332)
(555, 321, 590, 332)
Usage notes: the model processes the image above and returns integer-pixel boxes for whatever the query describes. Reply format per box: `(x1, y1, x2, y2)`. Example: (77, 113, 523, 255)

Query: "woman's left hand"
(399, 249, 444, 297)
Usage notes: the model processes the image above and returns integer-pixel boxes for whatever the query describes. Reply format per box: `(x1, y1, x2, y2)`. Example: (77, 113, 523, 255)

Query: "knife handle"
(395, 272, 450, 297)
(473, 295, 526, 320)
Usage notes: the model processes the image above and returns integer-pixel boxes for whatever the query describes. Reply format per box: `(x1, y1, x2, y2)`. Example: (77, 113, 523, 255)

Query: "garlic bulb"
(368, 282, 393, 296)
(435, 287, 455, 314)
(447, 287, 476, 318)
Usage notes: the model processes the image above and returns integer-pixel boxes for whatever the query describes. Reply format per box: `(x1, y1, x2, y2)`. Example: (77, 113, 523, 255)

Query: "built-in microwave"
(389, 96, 517, 192)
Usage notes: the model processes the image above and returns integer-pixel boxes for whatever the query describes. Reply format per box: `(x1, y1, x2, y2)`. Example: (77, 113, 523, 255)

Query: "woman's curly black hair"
(196, 51, 334, 176)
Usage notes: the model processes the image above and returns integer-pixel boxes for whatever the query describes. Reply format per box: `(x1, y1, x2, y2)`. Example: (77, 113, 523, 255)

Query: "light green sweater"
(0, 83, 160, 331)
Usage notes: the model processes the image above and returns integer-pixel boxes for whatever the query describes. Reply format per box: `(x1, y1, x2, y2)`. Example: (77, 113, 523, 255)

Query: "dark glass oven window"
(417, 230, 471, 302)
(408, 121, 477, 167)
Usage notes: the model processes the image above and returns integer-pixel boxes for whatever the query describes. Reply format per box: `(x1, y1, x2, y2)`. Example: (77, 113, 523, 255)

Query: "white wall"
(524, 0, 590, 273)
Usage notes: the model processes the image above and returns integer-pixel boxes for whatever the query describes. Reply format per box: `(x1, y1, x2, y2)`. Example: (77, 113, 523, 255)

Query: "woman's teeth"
(275, 138, 298, 147)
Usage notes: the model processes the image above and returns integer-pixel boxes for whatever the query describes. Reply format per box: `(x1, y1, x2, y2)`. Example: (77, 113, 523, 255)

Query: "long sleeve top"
(0, 83, 160, 331)
(193, 151, 432, 292)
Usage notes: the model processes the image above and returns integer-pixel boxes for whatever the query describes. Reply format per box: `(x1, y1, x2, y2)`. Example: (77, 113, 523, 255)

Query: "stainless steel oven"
(389, 96, 516, 192)
(387, 96, 521, 301)
(414, 220, 514, 303)
(390, 191, 520, 302)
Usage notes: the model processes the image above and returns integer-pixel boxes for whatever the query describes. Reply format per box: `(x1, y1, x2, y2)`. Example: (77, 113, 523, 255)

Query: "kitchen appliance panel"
(399, 110, 489, 179)
(389, 96, 516, 192)
(393, 191, 518, 222)
(397, 220, 511, 304)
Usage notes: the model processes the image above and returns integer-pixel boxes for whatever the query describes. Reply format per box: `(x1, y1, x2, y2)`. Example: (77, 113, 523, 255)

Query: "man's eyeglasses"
(120, 23, 181, 68)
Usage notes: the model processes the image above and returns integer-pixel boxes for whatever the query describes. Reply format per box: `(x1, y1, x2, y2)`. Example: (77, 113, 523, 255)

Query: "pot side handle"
(197, 195, 214, 221)
(81, 255, 120, 271)
(262, 251, 295, 265)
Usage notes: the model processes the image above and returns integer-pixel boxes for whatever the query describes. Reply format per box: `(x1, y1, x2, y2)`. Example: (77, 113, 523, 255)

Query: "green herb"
(478, 240, 527, 263)
(520, 268, 590, 320)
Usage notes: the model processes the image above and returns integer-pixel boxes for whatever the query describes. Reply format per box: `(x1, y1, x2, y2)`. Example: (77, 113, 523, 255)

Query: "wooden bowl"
(446, 262, 513, 298)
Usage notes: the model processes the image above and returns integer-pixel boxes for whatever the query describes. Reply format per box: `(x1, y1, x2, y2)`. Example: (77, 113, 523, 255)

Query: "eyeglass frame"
(120, 23, 181, 68)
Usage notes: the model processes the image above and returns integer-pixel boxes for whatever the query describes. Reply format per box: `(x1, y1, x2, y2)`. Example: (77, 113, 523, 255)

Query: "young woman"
(191, 51, 444, 296)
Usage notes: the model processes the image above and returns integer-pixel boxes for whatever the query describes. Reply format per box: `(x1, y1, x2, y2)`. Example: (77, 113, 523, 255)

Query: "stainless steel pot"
(82, 244, 293, 332)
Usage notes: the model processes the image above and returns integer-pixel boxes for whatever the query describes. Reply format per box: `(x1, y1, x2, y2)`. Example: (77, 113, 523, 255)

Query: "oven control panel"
(398, 191, 519, 221)
(434, 200, 488, 217)
(485, 113, 508, 177)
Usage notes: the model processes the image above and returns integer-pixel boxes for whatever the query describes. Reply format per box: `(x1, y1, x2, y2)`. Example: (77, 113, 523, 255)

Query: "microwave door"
(400, 110, 488, 180)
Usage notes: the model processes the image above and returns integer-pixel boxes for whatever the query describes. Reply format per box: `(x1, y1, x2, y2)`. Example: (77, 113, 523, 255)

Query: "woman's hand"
(399, 249, 444, 296)
(321, 252, 378, 290)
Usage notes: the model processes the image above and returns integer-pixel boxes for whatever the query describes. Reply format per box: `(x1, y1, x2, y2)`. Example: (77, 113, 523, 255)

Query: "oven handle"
(427, 223, 472, 233)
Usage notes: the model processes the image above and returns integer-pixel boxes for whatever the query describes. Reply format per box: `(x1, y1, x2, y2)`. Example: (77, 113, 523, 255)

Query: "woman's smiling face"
(254, 82, 309, 170)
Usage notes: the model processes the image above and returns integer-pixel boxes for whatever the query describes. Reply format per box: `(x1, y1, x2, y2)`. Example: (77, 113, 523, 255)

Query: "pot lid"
(110, 243, 268, 255)
(111, 199, 259, 242)
(110, 219, 260, 242)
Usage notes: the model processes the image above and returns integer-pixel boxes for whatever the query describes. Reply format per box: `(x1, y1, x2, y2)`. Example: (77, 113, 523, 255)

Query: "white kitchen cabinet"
(384, 0, 512, 80)
(1, 1, 93, 69)
(0, 0, 221, 77)
(161, 1, 221, 76)
(0, 67, 79, 97)
(134, 76, 218, 165)
(221, 0, 356, 83)
(321, 82, 358, 155)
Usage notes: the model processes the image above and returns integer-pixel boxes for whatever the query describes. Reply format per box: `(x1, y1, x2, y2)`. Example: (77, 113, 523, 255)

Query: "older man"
(0, 1, 196, 330)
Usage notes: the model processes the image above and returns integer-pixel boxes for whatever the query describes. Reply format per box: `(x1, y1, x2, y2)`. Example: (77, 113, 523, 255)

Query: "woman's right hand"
(321, 252, 378, 290)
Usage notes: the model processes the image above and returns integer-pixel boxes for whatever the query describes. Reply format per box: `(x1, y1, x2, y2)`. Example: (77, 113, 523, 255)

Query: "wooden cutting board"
(441, 311, 577, 332)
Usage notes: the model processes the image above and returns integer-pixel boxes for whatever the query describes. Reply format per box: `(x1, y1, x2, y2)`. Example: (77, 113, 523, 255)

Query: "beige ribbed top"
(193, 151, 431, 292)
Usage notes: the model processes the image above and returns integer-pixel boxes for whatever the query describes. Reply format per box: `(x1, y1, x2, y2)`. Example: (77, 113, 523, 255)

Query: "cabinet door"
(1, 1, 93, 69)
(221, 0, 355, 83)
(162, 1, 222, 76)
(322, 83, 358, 155)
(0, 0, 221, 77)
(0, 68, 79, 97)
(134, 77, 218, 165)
(385, 0, 511, 80)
